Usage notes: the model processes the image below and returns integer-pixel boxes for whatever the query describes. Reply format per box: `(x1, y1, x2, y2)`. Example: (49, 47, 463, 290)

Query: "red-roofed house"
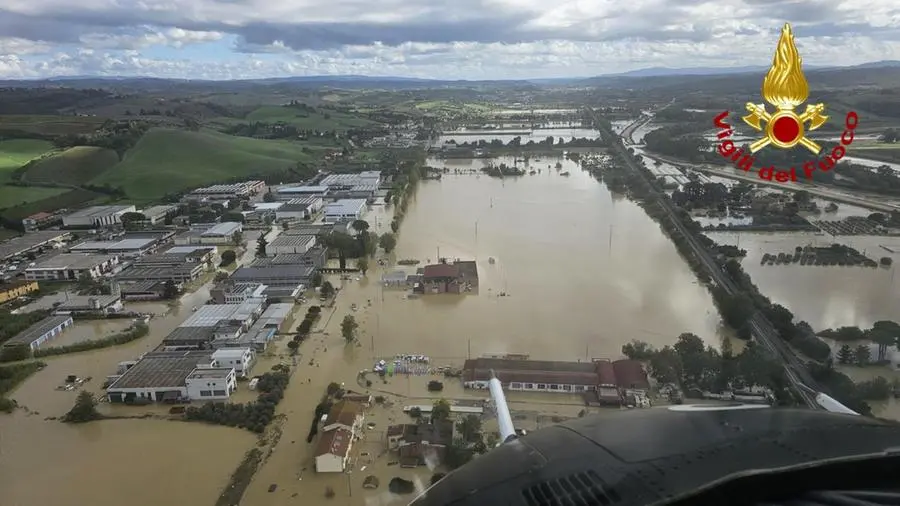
(421, 263, 460, 294)
(314, 428, 354, 473)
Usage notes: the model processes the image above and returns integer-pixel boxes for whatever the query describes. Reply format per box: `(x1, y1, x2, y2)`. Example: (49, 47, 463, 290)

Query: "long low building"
(106, 350, 237, 403)
(462, 357, 649, 395)
(2, 315, 73, 351)
(323, 199, 367, 223)
(115, 264, 204, 283)
(62, 205, 136, 228)
(25, 253, 120, 281)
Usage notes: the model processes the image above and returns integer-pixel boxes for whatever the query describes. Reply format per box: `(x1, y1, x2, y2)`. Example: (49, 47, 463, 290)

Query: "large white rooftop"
(324, 199, 367, 216)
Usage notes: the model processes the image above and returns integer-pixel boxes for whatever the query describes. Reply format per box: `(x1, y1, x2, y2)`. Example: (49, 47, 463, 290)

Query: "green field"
(22, 146, 120, 185)
(242, 105, 377, 129)
(0, 188, 104, 220)
(92, 128, 326, 200)
(0, 139, 54, 179)
(0, 185, 68, 208)
(0, 115, 106, 135)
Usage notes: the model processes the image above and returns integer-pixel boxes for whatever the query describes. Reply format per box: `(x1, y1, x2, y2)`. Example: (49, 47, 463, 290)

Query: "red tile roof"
(325, 400, 362, 427)
(315, 428, 353, 458)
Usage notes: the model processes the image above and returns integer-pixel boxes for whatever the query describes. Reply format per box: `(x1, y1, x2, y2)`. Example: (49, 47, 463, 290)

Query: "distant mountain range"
(5, 60, 900, 88)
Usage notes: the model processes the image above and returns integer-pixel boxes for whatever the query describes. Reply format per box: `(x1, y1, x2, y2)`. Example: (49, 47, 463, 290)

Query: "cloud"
(0, 0, 899, 79)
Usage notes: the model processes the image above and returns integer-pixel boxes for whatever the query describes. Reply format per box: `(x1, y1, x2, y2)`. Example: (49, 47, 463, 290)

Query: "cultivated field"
(0, 115, 106, 135)
(90, 128, 327, 200)
(242, 105, 377, 129)
(0, 139, 54, 179)
(22, 146, 120, 186)
(0, 185, 68, 208)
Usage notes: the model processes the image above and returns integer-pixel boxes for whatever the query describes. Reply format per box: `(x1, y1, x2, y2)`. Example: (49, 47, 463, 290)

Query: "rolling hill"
(22, 146, 120, 186)
(0, 139, 54, 179)
(90, 128, 326, 200)
(242, 105, 378, 129)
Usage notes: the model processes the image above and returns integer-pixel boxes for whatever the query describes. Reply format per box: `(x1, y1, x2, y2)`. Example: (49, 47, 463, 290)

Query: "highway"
(597, 110, 821, 409)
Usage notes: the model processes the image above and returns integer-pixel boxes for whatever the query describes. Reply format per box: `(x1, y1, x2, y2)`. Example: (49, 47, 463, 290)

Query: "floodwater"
(708, 231, 900, 331)
(436, 127, 599, 145)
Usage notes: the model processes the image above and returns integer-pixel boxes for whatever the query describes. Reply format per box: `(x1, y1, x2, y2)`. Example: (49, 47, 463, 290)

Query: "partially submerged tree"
(341, 315, 358, 343)
(63, 391, 101, 423)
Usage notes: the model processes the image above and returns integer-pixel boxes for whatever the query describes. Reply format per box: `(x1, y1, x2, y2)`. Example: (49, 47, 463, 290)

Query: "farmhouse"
(417, 261, 479, 294)
(386, 420, 454, 467)
(314, 428, 354, 473)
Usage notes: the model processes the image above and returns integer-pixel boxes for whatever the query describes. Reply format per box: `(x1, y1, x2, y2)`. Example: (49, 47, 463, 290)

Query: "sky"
(0, 0, 899, 80)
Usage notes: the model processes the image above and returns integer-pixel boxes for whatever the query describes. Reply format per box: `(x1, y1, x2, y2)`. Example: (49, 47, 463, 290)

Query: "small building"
(612, 359, 650, 390)
(62, 205, 137, 228)
(323, 400, 365, 433)
(22, 211, 58, 232)
(387, 420, 454, 467)
(54, 295, 123, 315)
(174, 222, 243, 246)
(106, 350, 216, 403)
(185, 367, 238, 400)
(162, 246, 217, 264)
(2, 315, 73, 351)
(179, 299, 264, 331)
(211, 348, 254, 377)
(314, 428, 354, 473)
(0, 280, 39, 304)
(230, 265, 315, 290)
(25, 253, 120, 281)
(323, 199, 367, 223)
(268, 234, 316, 255)
(418, 261, 478, 294)
(253, 303, 294, 333)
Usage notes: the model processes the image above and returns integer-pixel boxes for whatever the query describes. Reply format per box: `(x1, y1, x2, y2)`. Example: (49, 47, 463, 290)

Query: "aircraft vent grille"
(522, 470, 621, 506)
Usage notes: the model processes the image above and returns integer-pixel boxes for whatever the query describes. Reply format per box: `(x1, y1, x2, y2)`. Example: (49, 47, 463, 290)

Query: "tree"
(456, 414, 482, 443)
(263, 190, 276, 202)
(356, 257, 369, 275)
(220, 250, 237, 266)
(854, 344, 870, 366)
(351, 219, 371, 252)
(63, 391, 101, 423)
(231, 231, 243, 246)
(311, 271, 323, 287)
(282, 221, 290, 231)
(341, 315, 358, 343)
(163, 280, 179, 299)
(287, 340, 299, 353)
(431, 399, 451, 421)
(409, 406, 422, 419)
(256, 235, 268, 258)
(837, 344, 853, 365)
(320, 281, 335, 298)
(378, 233, 397, 253)
(621, 340, 655, 360)
(867, 321, 900, 361)
(648, 346, 682, 385)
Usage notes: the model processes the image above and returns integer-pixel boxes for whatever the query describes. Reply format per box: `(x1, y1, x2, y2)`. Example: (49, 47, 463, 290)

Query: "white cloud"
(0, 0, 898, 79)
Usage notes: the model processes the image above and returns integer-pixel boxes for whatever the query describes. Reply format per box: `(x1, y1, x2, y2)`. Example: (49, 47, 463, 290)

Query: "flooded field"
(708, 231, 900, 330)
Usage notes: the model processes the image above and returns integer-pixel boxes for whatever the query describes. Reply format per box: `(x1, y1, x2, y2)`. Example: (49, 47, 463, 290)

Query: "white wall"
(212, 348, 254, 376)
(107, 386, 188, 402)
(186, 370, 237, 400)
(315, 453, 344, 473)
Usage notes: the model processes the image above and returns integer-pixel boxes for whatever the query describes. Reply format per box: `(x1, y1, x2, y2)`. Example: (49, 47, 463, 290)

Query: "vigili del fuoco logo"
(712, 23, 860, 183)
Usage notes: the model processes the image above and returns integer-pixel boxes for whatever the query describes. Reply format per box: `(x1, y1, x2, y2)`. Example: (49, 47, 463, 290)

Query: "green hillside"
(0, 115, 106, 135)
(0, 185, 67, 207)
(0, 139, 54, 180)
(244, 105, 377, 129)
(23, 146, 120, 185)
(92, 128, 325, 200)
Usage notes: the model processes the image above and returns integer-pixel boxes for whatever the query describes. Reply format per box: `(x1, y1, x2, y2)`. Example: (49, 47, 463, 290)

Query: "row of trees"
(0, 361, 46, 413)
(184, 365, 291, 433)
(287, 306, 321, 354)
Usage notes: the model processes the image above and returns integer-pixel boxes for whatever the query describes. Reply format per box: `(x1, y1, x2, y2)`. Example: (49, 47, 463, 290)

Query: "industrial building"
(0, 280, 39, 304)
(69, 237, 160, 257)
(185, 181, 265, 201)
(323, 199, 367, 223)
(274, 185, 329, 200)
(462, 357, 649, 401)
(115, 264, 204, 283)
(138, 205, 178, 225)
(210, 281, 267, 304)
(0, 231, 71, 262)
(54, 295, 123, 315)
(2, 315, 73, 351)
(268, 234, 316, 255)
(319, 171, 381, 189)
(105, 350, 233, 403)
(160, 327, 217, 350)
(230, 265, 315, 291)
(211, 348, 255, 377)
(25, 253, 120, 281)
(174, 222, 242, 245)
(62, 205, 137, 228)
(119, 280, 173, 301)
(275, 197, 323, 221)
(179, 298, 264, 331)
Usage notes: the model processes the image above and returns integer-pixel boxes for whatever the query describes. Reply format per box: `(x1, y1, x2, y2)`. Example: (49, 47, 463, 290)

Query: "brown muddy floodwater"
(372, 155, 727, 360)
(0, 286, 261, 506)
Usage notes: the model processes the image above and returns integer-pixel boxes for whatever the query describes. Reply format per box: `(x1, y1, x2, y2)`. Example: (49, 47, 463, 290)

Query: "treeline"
(449, 135, 605, 150)
(0, 322, 150, 362)
(0, 361, 46, 413)
(53, 120, 150, 159)
(0, 88, 113, 115)
(623, 334, 792, 404)
(184, 365, 291, 433)
(590, 113, 874, 414)
(385, 160, 423, 235)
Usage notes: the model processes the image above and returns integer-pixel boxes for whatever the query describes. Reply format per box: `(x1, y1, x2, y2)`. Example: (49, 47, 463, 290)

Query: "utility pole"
(467, 339, 471, 360)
